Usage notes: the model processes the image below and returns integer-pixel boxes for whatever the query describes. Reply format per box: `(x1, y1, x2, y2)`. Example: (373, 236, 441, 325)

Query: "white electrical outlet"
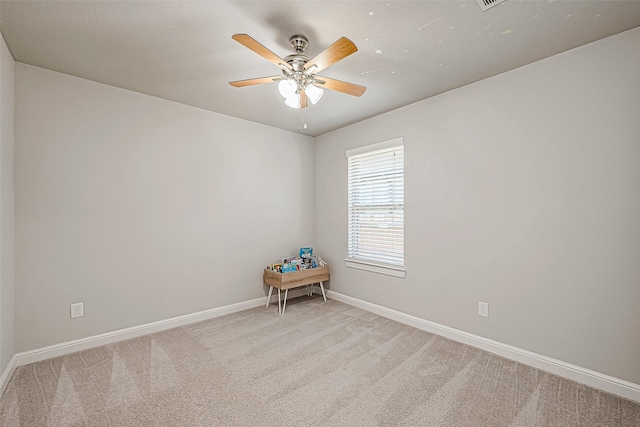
(70, 302, 84, 319)
(478, 301, 489, 317)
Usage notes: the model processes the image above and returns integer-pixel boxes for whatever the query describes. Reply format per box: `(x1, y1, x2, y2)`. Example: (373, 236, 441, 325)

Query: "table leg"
(278, 288, 281, 314)
(282, 289, 289, 314)
(319, 281, 327, 302)
(266, 286, 273, 308)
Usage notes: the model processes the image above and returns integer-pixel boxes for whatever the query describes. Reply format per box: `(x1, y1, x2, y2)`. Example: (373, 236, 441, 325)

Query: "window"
(346, 138, 405, 278)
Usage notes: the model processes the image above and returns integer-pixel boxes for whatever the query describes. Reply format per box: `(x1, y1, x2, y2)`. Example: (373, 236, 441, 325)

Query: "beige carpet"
(0, 296, 638, 426)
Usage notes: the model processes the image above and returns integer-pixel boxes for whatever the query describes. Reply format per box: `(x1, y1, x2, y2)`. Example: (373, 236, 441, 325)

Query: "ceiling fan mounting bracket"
(289, 34, 309, 54)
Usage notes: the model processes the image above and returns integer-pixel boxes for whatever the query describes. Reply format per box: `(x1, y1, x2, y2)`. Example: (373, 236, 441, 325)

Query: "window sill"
(344, 259, 406, 278)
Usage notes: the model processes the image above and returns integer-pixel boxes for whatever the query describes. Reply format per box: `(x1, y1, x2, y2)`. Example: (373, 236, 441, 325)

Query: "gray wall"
(7, 25, 640, 388)
(0, 34, 15, 372)
(315, 27, 640, 384)
(14, 64, 314, 352)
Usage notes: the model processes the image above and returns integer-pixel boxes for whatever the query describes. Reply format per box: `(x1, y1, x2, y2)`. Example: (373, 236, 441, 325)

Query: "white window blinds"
(347, 138, 404, 270)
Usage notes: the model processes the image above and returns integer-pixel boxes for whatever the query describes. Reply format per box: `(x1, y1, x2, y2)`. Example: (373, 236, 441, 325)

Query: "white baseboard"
(14, 296, 268, 368)
(0, 354, 17, 399)
(327, 290, 640, 404)
(10, 286, 323, 374)
(10, 287, 634, 405)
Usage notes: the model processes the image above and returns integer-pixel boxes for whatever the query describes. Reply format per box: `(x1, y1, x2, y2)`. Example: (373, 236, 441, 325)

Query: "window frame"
(345, 137, 406, 279)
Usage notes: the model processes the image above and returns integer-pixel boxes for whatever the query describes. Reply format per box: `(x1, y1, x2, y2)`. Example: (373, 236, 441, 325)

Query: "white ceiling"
(2, 0, 640, 136)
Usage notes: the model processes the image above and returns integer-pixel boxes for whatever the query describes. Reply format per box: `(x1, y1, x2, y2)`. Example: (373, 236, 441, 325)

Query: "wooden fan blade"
(304, 37, 357, 74)
(313, 76, 366, 97)
(229, 76, 283, 87)
(299, 89, 309, 109)
(232, 34, 293, 71)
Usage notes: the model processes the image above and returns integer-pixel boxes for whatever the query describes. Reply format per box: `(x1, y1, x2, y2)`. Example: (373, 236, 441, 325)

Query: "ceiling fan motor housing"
(283, 35, 313, 90)
(285, 35, 311, 72)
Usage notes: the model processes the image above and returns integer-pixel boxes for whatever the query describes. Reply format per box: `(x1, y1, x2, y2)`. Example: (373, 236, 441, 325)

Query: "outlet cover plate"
(71, 302, 84, 319)
(478, 301, 489, 317)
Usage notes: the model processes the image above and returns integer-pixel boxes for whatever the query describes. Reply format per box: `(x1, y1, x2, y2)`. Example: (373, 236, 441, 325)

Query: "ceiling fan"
(229, 34, 366, 109)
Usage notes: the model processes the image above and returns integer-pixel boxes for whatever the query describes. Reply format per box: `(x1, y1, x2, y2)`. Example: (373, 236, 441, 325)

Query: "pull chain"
(296, 94, 309, 132)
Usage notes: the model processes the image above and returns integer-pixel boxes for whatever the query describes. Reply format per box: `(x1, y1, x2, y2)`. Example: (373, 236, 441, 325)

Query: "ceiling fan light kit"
(229, 33, 366, 110)
(278, 79, 323, 108)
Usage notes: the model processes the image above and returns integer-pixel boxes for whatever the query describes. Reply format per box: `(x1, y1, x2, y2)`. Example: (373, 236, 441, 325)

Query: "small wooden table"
(263, 265, 329, 314)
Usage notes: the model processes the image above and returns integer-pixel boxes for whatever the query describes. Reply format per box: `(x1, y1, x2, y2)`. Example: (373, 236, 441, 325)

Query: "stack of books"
(266, 247, 326, 273)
